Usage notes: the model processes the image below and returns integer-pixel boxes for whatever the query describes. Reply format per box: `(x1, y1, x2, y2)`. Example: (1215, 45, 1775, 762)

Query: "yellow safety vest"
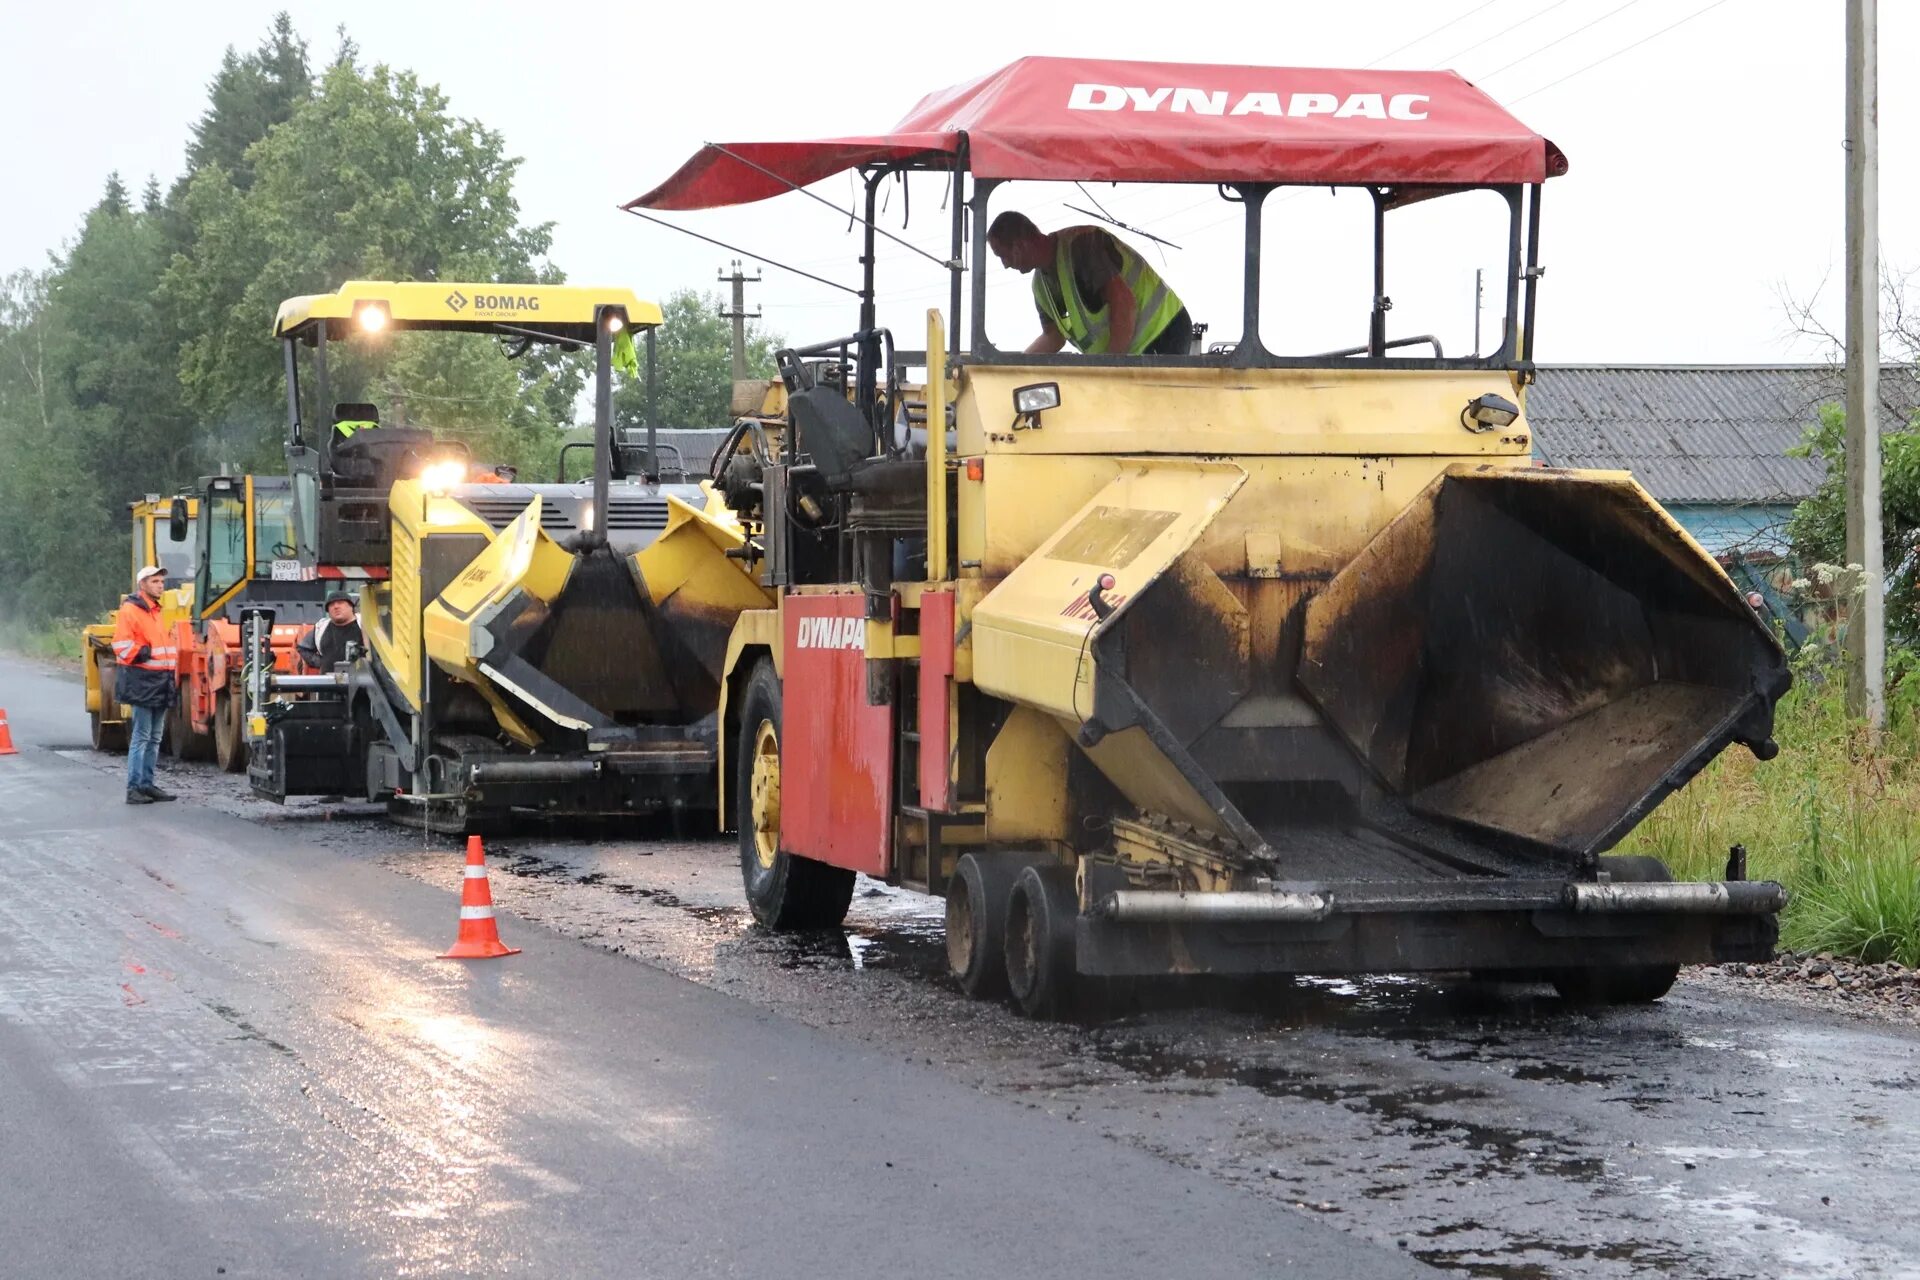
(1032, 227, 1184, 355)
(334, 419, 379, 440)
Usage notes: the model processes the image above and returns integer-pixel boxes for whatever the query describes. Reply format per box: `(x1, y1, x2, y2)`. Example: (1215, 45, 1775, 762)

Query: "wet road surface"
(6, 654, 1919, 1278)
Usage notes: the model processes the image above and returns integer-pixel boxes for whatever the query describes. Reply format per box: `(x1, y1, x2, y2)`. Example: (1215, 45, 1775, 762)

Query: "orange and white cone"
(441, 835, 520, 959)
(0, 708, 16, 755)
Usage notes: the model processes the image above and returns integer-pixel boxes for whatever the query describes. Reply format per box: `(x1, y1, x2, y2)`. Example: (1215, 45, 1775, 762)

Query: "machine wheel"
(91, 655, 128, 752)
(1004, 863, 1079, 1019)
(90, 708, 127, 753)
(168, 699, 214, 762)
(946, 852, 1027, 999)
(213, 691, 247, 773)
(1551, 856, 1683, 1006)
(735, 659, 855, 931)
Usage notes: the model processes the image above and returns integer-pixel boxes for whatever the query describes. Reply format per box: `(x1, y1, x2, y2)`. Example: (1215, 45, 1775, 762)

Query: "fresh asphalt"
(0, 655, 1429, 1279)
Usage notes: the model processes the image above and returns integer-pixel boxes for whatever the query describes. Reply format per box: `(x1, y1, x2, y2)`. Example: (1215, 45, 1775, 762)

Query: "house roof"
(1528, 364, 1920, 505)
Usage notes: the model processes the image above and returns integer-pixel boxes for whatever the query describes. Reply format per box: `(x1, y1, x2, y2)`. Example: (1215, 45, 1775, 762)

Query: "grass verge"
(1624, 669, 1920, 967)
(0, 615, 86, 665)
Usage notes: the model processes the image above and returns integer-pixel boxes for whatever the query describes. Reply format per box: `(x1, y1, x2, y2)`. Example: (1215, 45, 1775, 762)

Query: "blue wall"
(1665, 504, 1796, 557)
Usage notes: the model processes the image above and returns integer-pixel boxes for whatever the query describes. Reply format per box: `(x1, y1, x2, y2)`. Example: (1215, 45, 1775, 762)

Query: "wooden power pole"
(717, 260, 763, 383)
(1845, 0, 1884, 728)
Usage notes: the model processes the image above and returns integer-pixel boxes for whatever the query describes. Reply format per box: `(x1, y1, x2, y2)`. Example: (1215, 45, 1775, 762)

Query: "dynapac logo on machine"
(1068, 83, 1430, 120)
(795, 616, 867, 651)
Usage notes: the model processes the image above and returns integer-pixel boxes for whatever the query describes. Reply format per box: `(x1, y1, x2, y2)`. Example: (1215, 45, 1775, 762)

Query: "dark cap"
(325, 590, 355, 607)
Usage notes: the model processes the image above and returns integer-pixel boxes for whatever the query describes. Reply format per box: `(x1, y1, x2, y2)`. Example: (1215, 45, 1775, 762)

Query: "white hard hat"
(136, 564, 167, 582)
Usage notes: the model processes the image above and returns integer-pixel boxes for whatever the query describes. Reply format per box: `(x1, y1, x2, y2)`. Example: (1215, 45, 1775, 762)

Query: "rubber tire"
(735, 659, 855, 931)
(1004, 863, 1079, 1020)
(168, 698, 214, 762)
(213, 691, 247, 773)
(946, 852, 1027, 999)
(1551, 855, 1683, 1006)
(90, 708, 127, 753)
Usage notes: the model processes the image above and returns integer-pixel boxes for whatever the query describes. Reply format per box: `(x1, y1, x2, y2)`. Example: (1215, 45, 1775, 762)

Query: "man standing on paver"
(112, 564, 179, 804)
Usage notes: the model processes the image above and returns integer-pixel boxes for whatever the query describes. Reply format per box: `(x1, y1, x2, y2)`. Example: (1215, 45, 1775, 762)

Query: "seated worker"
(298, 591, 364, 672)
(986, 211, 1192, 356)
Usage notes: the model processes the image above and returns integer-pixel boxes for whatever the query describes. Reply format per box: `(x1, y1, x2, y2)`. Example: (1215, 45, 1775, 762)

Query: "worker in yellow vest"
(987, 211, 1191, 357)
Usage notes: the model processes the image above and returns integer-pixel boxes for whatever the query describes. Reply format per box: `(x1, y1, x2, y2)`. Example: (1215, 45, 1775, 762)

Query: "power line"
(1476, 0, 1648, 82)
(1510, 0, 1733, 103)
(1366, 0, 1509, 67)
(1432, 0, 1578, 65)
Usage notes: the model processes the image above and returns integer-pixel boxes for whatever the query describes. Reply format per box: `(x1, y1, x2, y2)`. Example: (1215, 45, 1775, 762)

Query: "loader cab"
(190, 474, 328, 629)
(136, 495, 198, 590)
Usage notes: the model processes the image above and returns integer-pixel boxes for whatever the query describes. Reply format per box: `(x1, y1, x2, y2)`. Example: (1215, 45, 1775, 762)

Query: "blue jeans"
(128, 704, 164, 792)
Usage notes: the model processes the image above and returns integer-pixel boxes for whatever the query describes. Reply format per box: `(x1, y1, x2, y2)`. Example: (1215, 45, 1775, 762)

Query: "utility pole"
(717, 260, 763, 383)
(1845, 0, 1883, 728)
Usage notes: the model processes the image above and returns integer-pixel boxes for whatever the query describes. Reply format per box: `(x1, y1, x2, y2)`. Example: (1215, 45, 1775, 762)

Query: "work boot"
(140, 785, 178, 802)
(126, 789, 156, 805)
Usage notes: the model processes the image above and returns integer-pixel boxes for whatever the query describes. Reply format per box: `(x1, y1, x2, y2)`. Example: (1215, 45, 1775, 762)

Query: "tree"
(184, 13, 312, 192)
(1788, 398, 1920, 644)
(163, 53, 572, 473)
(0, 16, 576, 628)
(612, 289, 780, 431)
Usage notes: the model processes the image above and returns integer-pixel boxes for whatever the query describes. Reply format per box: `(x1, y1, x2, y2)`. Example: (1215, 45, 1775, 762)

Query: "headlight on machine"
(419, 458, 467, 494)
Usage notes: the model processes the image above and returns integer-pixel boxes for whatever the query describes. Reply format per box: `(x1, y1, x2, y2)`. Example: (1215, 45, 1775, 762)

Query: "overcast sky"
(7, 0, 1913, 364)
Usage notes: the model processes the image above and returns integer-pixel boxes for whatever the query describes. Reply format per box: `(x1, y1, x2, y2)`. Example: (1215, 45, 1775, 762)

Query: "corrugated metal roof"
(1528, 364, 1920, 504)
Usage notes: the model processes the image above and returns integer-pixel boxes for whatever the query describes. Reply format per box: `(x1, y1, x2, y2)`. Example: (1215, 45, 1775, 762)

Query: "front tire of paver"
(1552, 856, 1683, 1006)
(736, 659, 854, 931)
(946, 852, 1027, 999)
(1004, 863, 1078, 1019)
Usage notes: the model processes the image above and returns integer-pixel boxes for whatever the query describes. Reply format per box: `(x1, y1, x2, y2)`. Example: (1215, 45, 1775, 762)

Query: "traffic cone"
(0, 708, 16, 756)
(441, 835, 520, 959)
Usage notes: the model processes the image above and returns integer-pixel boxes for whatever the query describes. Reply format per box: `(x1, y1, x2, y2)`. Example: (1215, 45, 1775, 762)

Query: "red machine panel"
(781, 595, 893, 876)
(918, 591, 954, 812)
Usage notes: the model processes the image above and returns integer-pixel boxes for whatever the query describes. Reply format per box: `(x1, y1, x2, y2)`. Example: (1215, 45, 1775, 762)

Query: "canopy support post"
(1238, 184, 1266, 367)
(1368, 189, 1388, 359)
(949, 137, 968, 356)
(969, 178, 998, 355)
(1521, 184, 1542, 368)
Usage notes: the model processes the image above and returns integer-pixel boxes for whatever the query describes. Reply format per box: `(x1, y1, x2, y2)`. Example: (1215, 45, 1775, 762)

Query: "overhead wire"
(1509, 0, 1733, 103)
(1365, 0, 1510, 67)
(1431, 0, 1578, 66)
(1474, 0, 1648, 83)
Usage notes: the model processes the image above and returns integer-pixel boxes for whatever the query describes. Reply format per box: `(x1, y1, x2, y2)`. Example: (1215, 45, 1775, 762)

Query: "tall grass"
(1624, 661, 1920, 966)
(0, 616, 86, 664)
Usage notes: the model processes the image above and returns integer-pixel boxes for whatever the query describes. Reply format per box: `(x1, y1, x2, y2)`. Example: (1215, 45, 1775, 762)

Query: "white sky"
(6, 0, 1913, 364)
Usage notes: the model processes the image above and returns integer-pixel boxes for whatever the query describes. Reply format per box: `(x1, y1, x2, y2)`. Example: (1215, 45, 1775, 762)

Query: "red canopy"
(628, 57, 1566, 211)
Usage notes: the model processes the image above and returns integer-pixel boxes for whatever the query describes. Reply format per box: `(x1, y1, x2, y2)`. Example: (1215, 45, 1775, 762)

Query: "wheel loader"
(84, 483, 347, 768)
(245, 281, 774, 827)
(82, 494, 199, 752)
(630, 56, 1792, 1015)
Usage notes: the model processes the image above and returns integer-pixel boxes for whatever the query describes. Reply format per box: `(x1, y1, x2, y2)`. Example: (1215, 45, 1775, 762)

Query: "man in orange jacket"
(112, 565, 180, 804)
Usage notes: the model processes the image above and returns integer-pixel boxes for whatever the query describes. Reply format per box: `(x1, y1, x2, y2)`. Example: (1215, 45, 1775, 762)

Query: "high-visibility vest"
(1032, 227, 1184, 355)
(334, 419, 379, 440)
(112, 595, 177, 673)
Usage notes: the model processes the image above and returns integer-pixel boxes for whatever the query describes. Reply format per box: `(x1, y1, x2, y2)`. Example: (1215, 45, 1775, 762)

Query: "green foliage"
(185, 14, 313, 190)
(0, 14, 574, 625)
(612, 289, 780, 430)
(1625, 659, 1920, 966)
(1787, 401, 1920, 643)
